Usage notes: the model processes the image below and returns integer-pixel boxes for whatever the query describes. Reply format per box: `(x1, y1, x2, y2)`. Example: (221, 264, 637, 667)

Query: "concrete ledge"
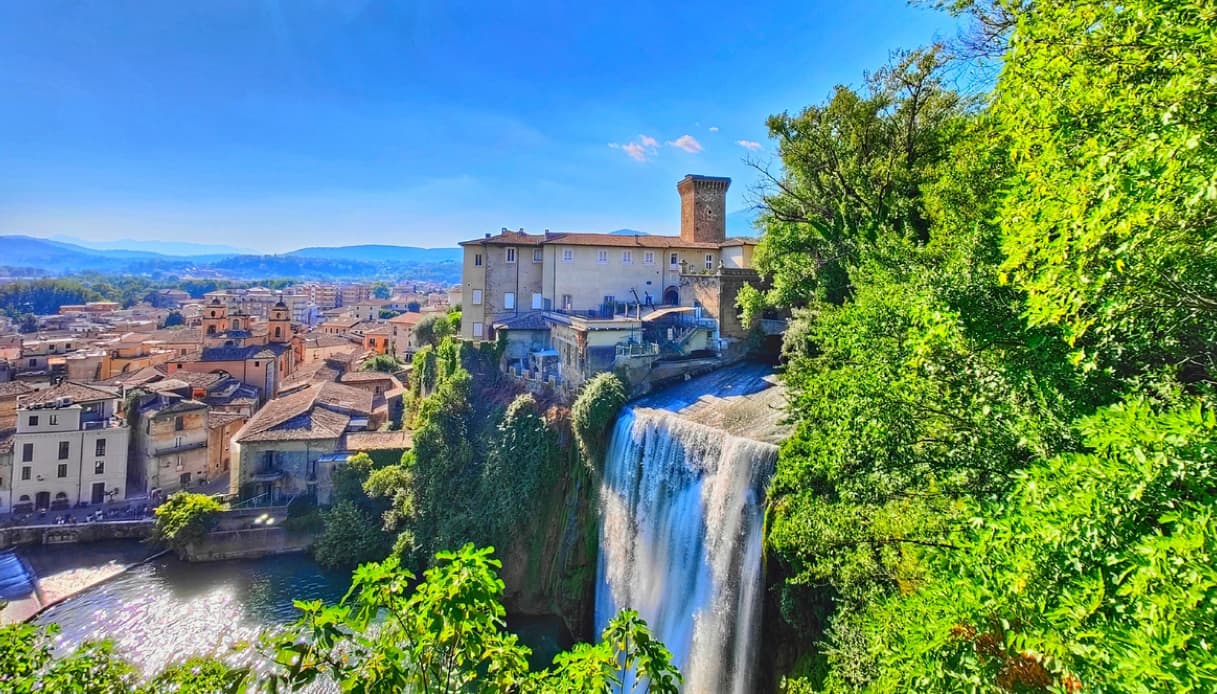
(183, 526, 313, 561)
(0, 520, 155, 549)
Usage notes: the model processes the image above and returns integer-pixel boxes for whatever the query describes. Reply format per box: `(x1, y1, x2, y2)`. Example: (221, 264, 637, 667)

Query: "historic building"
(457, 174, 765, 387)
(0, 382, 129, 514)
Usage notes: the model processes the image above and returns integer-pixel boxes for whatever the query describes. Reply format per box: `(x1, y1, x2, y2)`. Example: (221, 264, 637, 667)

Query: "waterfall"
(595, 399, 777, 693)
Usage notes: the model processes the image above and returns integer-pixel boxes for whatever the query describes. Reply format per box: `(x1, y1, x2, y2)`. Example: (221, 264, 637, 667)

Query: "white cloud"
(736, 139, 762, 151)
(667, 134, 703, 154)
(610, 134, 660, 162)
(708, 126, 719, 132)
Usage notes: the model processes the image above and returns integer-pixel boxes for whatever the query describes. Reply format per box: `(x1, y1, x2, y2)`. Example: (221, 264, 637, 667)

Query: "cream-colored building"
(459, 175, 752, 343)
(457, 175, 763, 387)
(1, 382, 129, 514)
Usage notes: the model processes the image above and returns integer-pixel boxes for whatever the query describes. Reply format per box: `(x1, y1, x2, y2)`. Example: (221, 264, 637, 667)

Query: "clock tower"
(677, 174, 730, 244)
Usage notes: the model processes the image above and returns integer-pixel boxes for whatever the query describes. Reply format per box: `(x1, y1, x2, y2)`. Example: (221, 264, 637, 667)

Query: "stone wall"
(682, 268, 762, 340)
(0, 520, 154, 548)
(183, 526, 313, 561)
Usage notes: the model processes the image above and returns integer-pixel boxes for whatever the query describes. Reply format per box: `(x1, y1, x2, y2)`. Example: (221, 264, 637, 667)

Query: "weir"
(595, 364, 786, 693)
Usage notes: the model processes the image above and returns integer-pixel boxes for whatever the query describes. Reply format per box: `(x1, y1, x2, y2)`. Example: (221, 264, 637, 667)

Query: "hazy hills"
(2, 210, 762, 283)
(0, 235, 462, 283)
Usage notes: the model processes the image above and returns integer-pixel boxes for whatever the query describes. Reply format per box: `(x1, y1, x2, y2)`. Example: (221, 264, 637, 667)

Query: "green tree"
(361, 353, 403, 373)
(152, 492, 225, 555)
(571, 373, 627, 466)
(313, 500, 393, 569)
(162, 310, 184, 327)
(0, 622, 136, 694)
(18, 313, 37, 333)
(996, 0, 1217, 380)
(742, 48, 966, 315)
(264, 544, 681, 693)
(371, 281, 391, 300)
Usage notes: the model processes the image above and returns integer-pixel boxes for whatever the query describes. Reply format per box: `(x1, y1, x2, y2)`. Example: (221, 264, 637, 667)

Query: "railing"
(616, 342, 660, 358)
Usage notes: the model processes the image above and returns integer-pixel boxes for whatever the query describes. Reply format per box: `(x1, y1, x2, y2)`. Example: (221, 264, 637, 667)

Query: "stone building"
(457, 174, 765, 388)
(128, 385, 211, 496)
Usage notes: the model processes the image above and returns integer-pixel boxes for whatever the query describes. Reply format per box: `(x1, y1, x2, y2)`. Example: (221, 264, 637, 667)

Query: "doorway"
(91, 482, 106, 504)
(35, 491, 51, 510)
(663, 286, 679, 305)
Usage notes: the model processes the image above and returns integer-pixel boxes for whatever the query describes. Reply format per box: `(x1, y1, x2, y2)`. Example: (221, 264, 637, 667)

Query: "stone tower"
(678, 174, 730, 244)
(202, 297, 227, 336)
(268, 298, 291, 343)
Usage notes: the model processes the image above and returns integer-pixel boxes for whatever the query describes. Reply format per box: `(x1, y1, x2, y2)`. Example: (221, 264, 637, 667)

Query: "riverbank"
(0, 539, 163, 624)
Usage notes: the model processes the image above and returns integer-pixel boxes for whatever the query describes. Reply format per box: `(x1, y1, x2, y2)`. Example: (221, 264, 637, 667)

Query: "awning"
(641, 306, 695, 322)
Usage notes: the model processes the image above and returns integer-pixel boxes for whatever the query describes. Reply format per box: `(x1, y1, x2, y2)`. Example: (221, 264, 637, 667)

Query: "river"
(32, 546, 571, 681)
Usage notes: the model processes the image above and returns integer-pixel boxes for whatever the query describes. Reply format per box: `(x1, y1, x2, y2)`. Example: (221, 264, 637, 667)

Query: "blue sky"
(0, 1, 959, 252)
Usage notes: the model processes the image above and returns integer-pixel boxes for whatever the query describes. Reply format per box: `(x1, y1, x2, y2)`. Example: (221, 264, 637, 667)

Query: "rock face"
(595, 363, 787, 692)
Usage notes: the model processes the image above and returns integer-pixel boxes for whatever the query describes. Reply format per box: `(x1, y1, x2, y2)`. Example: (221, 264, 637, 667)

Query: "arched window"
(19, 494, 30, 502)
(206, 325, 216, 335)
(55, 492, 68, 500)
(274, 326, 282, 338)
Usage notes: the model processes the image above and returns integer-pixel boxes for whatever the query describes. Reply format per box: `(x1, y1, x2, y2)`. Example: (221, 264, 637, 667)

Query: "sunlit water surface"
(35, 551, 569, 685)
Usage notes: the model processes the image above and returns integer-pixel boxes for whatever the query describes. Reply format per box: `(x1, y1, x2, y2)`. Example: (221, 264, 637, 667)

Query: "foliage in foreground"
(0, 544, 680, 693)
(151, 492, 225, 554)
(750, 0, 1217, 691)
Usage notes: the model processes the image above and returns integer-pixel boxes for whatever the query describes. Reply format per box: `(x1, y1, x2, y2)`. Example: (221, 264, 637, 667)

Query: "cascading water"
(595, 365, 783, 693)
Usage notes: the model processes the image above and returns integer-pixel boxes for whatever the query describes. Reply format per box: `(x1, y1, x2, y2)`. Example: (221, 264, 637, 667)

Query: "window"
(95, 461, 105, 474)
(532, 293, 543, 310)
(20, 442, 32, 463)
(597, 250, 608, 264)
(472, 322, 484, 338)
(174, 416, 184, 431)
(58, 441, 70, 460)
(471, 289, 483, 305)
(21, 466, 31, 481)
(28, 415, 38, 426)
(505, 247, 517, 263)
(95, 439, 106, 456)
(622, 250, 633, 264)
(474, 253, 483, 267)
(504, 292, 516, 310)
(644, 251, 655, 264)
(49, 415, 58, 425)
(28, 358, 36, 367)
(562, 249, 574, 263)
(670, 252, 679, 266)
(533, 248, 543, 262)
(705, 254, 714, 270)
(561, 294, 573, 310)
(253, 361, 260, 368)
(57, 463, 68, 478)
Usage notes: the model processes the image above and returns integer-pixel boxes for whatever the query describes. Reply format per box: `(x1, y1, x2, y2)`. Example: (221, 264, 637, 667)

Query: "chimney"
(677, 174, 730, 244)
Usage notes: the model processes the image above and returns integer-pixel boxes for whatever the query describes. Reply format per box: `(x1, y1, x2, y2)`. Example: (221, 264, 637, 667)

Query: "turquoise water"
(35, 550, 571, 679)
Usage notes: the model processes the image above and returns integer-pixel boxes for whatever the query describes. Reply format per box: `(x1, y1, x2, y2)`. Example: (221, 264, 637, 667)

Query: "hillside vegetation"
(749, 1, 1217, 691)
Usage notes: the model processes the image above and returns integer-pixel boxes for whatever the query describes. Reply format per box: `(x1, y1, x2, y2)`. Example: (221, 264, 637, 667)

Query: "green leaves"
(152, 491, 226, 554)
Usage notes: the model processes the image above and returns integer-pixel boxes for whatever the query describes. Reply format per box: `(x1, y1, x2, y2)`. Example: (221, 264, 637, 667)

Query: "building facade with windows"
(0, 382, 129, 514)
(458, 175, 753, 345)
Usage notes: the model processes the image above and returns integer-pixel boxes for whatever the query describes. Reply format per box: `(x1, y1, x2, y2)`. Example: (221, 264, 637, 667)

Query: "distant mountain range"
(0, 235, 462, 283)
(2, 212, 764, 282)
(48, 235, 257, 257)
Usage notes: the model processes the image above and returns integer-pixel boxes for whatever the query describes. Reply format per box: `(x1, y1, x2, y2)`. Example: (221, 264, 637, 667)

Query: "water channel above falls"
(596, 363, 789, 693)
(31, 547, 572, 681)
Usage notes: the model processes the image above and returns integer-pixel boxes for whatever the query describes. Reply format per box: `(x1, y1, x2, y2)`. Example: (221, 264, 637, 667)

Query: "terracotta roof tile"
(19, 381, 118, 406)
